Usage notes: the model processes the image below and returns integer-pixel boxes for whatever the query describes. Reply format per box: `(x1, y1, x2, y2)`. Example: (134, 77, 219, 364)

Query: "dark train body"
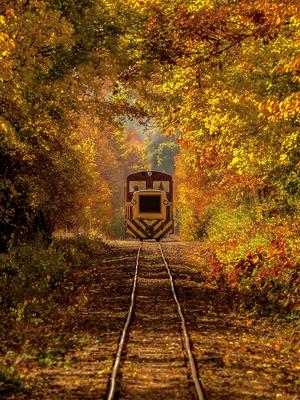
(125, 171, 174, 241)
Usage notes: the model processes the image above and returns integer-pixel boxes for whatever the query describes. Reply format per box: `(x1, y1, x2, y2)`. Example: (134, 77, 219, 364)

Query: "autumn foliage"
(1, 0, 299, 317)
(118, 0, 300, 316)
(0, 0, 146, 249)
(1, 2, 300, 395)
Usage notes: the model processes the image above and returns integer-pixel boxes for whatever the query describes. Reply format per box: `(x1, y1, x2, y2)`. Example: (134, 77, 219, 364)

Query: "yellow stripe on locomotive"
(125, 171, 174, 241)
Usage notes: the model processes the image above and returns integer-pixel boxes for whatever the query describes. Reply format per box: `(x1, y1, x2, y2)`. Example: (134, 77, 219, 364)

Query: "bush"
(53, 234, 107, 266)
(0, 243, 67, 308)
(202, 206, 300, 317)
(106, 208, 126, 239)
(0, 360, 24, 394)
(0, 235, 107, 313)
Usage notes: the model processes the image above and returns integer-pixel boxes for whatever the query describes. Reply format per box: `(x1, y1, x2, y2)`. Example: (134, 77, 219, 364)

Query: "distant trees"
(144, 129, 179, 174)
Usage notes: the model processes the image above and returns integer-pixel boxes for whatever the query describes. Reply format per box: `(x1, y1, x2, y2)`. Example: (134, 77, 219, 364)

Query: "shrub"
(0, 243, 66, 308)
(194, 201, 300, 317)
(0, 235, 107, 313)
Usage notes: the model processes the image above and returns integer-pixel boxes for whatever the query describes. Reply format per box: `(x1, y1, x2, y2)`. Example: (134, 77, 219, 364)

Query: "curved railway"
(106, 242, 206, 400)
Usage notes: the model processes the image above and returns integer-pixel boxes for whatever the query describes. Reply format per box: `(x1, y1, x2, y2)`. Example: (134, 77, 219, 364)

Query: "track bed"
(116, 242, 197, 399)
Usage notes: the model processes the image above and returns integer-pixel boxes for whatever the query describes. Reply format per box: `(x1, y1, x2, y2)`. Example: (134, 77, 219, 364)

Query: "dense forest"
(1, 0, 299, 337)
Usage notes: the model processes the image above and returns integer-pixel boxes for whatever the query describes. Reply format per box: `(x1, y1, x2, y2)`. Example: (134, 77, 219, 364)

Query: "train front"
(125, 171, 174, 241)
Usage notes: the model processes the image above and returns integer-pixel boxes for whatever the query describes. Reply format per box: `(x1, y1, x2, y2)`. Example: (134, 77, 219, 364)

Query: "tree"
(0, 0, 146, 247)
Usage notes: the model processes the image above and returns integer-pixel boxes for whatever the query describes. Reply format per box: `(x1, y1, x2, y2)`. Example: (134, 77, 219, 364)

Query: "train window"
(153, 181, 170, 192)
(129, 180, 146, 192)
(139, 195, 161, 213)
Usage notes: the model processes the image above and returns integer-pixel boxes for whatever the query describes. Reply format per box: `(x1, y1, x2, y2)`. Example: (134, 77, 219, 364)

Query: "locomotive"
(125, 171, 174, 241)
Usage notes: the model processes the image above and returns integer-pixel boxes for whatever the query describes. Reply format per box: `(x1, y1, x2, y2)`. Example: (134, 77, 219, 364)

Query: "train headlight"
(163, 200, 169, 205)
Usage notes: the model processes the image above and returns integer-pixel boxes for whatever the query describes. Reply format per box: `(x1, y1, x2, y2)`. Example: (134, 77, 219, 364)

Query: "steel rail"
(106, 244, 143, 400)
(159, 243, 206, 400)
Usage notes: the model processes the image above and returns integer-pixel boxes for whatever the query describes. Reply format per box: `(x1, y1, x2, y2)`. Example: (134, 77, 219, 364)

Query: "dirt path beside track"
(2, 240, 299, 400)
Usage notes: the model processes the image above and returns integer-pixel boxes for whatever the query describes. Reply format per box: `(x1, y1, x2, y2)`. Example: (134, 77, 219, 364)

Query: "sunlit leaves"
(0, 0, 147, 246)
(123, 0, 300, 314)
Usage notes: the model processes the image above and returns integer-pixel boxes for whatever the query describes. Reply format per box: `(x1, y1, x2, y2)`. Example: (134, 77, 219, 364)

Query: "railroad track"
(106, 241, 206, 400)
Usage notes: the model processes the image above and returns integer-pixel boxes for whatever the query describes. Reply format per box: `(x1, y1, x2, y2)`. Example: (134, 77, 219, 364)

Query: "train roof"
(126, 171, 172, 181)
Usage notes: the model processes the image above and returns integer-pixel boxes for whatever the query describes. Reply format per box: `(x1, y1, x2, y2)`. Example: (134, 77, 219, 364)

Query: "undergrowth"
(192, 204, 300, 321)
(0, 234, 108, 392)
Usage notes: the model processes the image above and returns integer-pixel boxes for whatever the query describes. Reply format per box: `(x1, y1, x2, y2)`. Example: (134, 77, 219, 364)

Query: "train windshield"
(139, 195, 161, 213)
(153, 181, 170, 192)
(129, 180, 146, 192)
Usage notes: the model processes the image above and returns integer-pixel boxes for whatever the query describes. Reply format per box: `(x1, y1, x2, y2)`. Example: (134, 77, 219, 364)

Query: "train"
(124, 171, 174, 241)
